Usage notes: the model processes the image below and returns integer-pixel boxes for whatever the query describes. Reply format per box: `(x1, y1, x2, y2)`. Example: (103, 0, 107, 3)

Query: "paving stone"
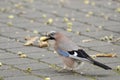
(7, 46, 46, 54)
(1, 30, 38, 38)
(104, 25, 120, 33)
(82, 30, 120, 40)
(27, 50, 58, 59)
(0, 58, 37, 65)
(0, 42, 24, 49)
(0, 37, 14, 43)
(41, 57, 63, 65)
(51, 75, 89, 80)
(14, 62, 49, 70)
(5, 75, 42, 80)
(0, 52, 18, 59)
(90, 44, 120, 53)
(0, 25, 24, 33)
(68, 35, 111, 48)
(32, 68, 64, 77)
(0, 69, 27, 77)
(0, 65, 11, 70)
(0, 50, 5, 53)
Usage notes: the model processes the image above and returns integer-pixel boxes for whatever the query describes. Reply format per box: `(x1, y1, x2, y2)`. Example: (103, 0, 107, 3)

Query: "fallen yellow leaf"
(95, 53, 117, 57)
(26, 67, 32, 72)
(17, 51, 23, 55)
(76, 31, 81, 35)
(7, 22, 13, 26)
(84, 0, 89, 4)
(46, 18, 53, 24)
(67, 28, 72, 32)
(33, 30, 39, 34)
(44, 77, 51, 80)
(82, 39, 93, 43)
(67, 22, 73, 27)
(116, 65, 120, 71)
(8, 15, 14, 19)
(86, 28, 90, 32)
(42, 14, 47, 18)
(39, 41, 49, 48)
(115, 7, 120, 13)
(19, 54, 27, 58)
(64, 17, 69, 22)
(0, 62, 2, 67)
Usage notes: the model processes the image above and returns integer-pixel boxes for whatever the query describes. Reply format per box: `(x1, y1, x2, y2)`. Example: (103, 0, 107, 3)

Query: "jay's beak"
(40, 32, 55, 41)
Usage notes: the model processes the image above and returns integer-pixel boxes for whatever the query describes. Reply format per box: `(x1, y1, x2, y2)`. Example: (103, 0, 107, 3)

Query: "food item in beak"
(40, 36, 49, 41)
(39, 36, 49, 48)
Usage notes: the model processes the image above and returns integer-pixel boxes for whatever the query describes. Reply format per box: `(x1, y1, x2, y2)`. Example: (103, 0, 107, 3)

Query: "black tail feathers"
(93, 60, 112, 70)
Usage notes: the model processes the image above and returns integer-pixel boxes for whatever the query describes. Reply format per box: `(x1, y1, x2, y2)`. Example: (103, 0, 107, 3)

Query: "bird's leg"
(72, 61, 84, 74)
(63, 64, 66, 69)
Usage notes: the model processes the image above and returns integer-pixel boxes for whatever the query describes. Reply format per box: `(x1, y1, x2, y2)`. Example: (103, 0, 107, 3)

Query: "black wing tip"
(93, 60, 112, 70)
(104, 67, 112, 70)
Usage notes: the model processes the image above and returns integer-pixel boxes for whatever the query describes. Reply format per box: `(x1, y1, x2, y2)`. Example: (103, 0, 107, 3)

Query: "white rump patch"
(73, 52, 78, 56)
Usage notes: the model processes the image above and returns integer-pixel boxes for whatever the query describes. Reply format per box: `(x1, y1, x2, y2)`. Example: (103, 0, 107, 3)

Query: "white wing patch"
(73, 52, 78, 56)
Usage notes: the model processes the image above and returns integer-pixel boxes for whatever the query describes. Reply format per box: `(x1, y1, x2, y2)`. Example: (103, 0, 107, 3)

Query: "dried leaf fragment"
(0, 62, 3, 67)
(116, 65, 120, 71)
(20, 54, 27, 58)
(8, 15, 14, 19)
(7, 22, 13, 26)
(17, 51, 23, 55)
(39, 41, 49, 48)
(84, 0, 90, 4)
(46, 18, 53, 24)
(17, 51, 27, 58)
(86, 11, 94, 18)
(82, 39, 93, 43)
(39, 36, 49, 47)
(33, 30, 39, 34)
(44, 77, 51, 80)
(42, 14, 47, 18)
(24, 36, 38, 46)
(26, 67, 32, 72)
(86, 28, 90, 32)
(67, 28, 72, 32)
(95, 53, 117, 57)
(100, 35, 113, 41)
(76, 31, 81, 35)
(67, 22, 73, 27)
(63, 17, 69, 22)
(115, 7, 120, 13)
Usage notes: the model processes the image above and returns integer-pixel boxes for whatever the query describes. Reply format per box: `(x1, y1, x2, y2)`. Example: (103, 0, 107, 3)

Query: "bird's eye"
(50, 32, 55, 37)
(47, 31, 56, 38)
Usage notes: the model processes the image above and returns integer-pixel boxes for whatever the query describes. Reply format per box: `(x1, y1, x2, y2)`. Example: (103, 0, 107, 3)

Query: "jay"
(43, 31, 112, 70)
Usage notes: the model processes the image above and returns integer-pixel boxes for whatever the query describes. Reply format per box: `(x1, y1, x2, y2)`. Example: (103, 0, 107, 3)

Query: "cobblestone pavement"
(0, 0, 120, 80)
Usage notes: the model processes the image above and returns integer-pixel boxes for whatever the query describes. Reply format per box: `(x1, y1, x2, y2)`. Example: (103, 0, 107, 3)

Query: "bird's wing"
(68, 49, 94, 62)
(57, 49, 94, 63)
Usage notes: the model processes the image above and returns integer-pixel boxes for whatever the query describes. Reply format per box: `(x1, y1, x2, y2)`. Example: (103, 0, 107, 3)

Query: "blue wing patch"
(57, 49, 69, 57)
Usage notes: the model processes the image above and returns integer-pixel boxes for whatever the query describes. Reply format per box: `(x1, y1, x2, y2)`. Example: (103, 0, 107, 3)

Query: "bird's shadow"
(81, 73, 111, 77)
(55, 69, 112, 78)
